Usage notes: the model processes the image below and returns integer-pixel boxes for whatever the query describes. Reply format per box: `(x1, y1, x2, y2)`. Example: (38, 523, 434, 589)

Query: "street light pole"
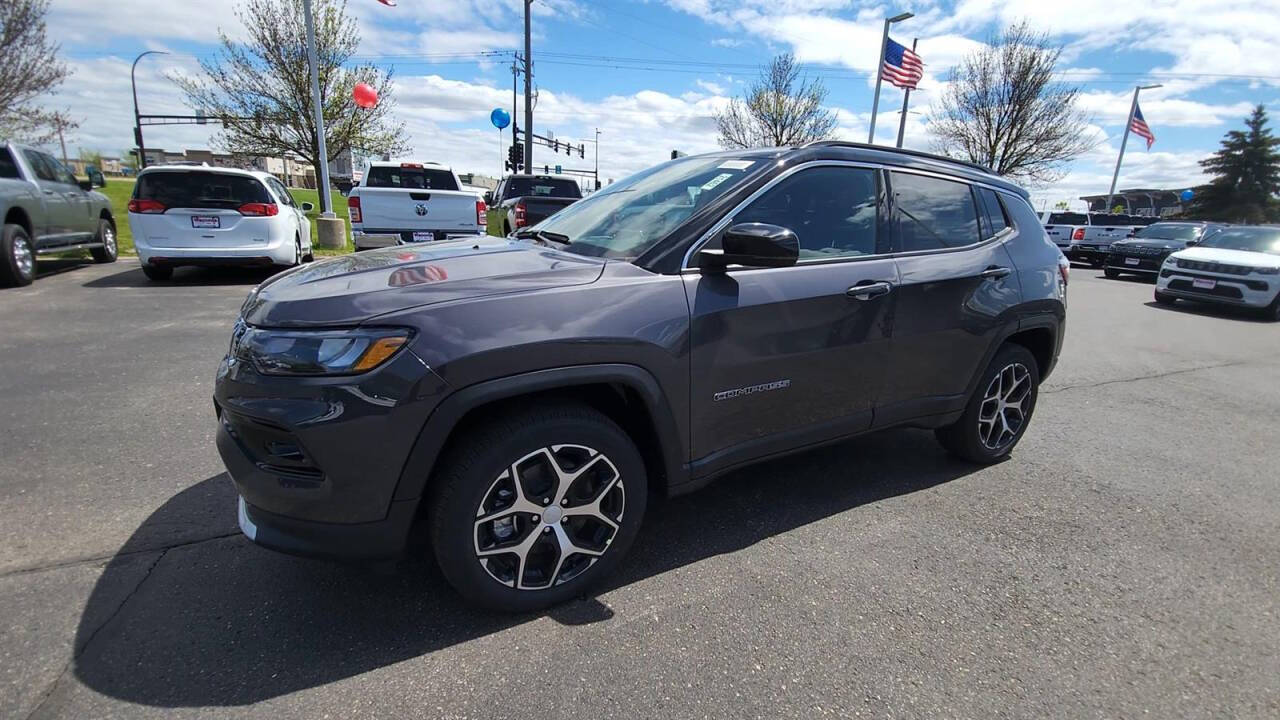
(523, 0, 534, 171)
(302, 0, 333, 215)
(1106, 83, 1162, 214)
(594, 127, 600, 191)
(867, 12, 913, 144)
(131, 50, 169, 170)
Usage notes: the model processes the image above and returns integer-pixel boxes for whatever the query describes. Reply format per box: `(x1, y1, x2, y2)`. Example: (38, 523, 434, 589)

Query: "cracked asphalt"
(2, 259, 1278, 719)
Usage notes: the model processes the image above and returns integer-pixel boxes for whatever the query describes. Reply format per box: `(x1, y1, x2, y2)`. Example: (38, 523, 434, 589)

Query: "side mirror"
(78, 179, 94, 191)
(1185, 239, 1199, 246)
(351, 179, 359, 187)
(87, 168, 106, 188)
(483, 191, 494, 206)
(300, 202, 315, 212)
(699, 223, 799, 271)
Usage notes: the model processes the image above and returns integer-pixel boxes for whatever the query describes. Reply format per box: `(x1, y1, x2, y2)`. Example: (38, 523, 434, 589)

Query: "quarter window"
(723, 166, 882, 259)
(891, 172, 981, 251)
(977, 187, 1009, 239)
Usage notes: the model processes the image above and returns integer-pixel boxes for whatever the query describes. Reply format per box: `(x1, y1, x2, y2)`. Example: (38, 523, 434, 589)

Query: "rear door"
(132, 170, 276, 249)
(684, 164, 898, 469)
(878, 171, 1022, 423)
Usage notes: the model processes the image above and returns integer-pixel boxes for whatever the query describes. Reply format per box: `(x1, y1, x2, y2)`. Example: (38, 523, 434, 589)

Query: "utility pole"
(523, 0, 534, 170)
(302, 0, 332, 214)
(1106, 83, 1162, 214)
(594, 128, 600, 191)
(56, 122, 68, 166)
(511, 55, 519, 169)
(894, 38, 918, 149)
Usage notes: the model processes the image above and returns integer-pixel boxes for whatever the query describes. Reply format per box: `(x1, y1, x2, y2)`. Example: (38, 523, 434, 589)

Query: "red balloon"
(353, 82, 378, 109)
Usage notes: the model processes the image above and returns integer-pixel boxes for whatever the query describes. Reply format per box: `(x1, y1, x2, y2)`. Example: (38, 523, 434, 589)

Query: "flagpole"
(867, 12, 913, 145)
(1106, 83, 1162, 213)
(895, 38, 918, 148)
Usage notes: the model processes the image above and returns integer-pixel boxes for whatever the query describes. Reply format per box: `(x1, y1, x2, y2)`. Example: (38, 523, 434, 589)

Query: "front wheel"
(429, 402, 648, 612)
(1, 223, 36, 287)
(1103, 267, 1119, 279)
(90, 219, 118, 263)
(936, 343, 1040, 464)
(1154, 289, 1177, 305)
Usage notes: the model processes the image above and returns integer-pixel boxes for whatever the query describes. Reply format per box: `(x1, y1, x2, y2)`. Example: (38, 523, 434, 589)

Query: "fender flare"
(391, 363, 686, 502)
(961, 312, 1062, 401)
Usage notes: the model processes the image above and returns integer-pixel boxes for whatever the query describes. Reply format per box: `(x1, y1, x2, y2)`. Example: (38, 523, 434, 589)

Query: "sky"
(38, 0, 1280, 210)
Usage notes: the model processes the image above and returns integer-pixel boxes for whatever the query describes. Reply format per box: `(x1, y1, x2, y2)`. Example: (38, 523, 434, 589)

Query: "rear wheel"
(1, 224, 36, 287)
(429, 402, 648, 612)
(141, 264, 173, 282)
(936, 343, 1040, 464)
(1154, 289, 1176, 305)
(90, 219, 118, 263)
(1103, 267, 1119, 279)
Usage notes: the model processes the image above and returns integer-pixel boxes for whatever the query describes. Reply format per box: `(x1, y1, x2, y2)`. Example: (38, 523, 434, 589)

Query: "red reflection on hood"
(388, 264, 449, 288)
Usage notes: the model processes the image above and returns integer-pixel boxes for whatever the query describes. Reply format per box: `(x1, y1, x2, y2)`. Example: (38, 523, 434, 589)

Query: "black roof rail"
(799, 140, 996, 175)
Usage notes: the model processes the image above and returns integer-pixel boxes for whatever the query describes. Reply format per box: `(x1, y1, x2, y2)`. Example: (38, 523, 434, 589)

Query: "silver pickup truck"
(1, 141, 117, 287)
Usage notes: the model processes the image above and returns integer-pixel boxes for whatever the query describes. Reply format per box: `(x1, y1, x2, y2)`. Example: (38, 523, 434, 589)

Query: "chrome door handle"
(846, 281, 893, 300)
(979, 266, 1012, 280)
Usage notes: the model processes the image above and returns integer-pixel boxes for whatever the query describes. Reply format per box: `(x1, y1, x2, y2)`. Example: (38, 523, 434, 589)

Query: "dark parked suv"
(215, 142, 1068, 611)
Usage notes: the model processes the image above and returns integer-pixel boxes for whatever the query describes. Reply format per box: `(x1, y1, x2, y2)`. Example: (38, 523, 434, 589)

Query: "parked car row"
(1041, 211, 1159, 267)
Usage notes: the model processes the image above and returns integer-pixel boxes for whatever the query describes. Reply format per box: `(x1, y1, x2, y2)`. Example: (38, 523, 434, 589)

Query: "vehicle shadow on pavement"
(35, 258, 94, 278)
(1142, 300, 1273, 323)
(71, 428, 980, 708)
(82, 265, 280, 288)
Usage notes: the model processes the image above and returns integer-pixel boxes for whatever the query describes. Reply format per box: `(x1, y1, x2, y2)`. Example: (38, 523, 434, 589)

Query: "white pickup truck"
(346, 161, 484, 251)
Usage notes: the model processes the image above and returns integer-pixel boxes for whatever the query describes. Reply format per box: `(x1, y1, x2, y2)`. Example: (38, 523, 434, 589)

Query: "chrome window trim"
(679, 159, 1023, 272)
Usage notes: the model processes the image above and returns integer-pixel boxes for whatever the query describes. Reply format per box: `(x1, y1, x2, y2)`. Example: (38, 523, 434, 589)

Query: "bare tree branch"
(715, 53, 837, 149)
(927, 21, 1096, 184)
(0, 0, 77, 143)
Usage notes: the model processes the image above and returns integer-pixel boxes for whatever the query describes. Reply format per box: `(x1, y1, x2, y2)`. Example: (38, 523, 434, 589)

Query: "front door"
(878, 172, 1023, 422)
(21, 150, 76, 243)
(684, 164, 898, 473)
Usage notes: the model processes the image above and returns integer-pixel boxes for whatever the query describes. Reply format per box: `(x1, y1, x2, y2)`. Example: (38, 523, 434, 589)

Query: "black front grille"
(1168, 279, 1244, 299)
(1176, 259, 1252, 275)
(1114, 245, 1166, 257)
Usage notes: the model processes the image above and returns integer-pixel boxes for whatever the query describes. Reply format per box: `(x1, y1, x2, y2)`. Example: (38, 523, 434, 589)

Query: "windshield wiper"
(515, 228, 571, 246)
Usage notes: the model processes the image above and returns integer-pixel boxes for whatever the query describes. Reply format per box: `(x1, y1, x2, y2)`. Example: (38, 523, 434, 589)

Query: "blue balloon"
(1180, 189, 1194, 202)
(490, 108, 511, 130)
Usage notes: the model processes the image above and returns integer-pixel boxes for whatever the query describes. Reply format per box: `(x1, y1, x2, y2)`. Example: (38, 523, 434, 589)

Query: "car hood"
(1169, 246, 1280, 269)
(1113, 238, 1187, 251)
(241, 236, 606, 327)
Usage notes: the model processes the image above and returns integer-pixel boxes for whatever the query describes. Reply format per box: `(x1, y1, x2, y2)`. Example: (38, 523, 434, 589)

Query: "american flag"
(881, 37, 923, 90)
(1130, 103, 1155, 149)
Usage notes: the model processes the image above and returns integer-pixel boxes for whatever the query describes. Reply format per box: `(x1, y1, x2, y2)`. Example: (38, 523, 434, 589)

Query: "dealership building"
(1079, 188, 1192, 217)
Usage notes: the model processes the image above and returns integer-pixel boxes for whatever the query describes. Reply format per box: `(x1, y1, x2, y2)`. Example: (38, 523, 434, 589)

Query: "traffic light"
(579, 143, 585, 159)
(507, 143, 524, 172)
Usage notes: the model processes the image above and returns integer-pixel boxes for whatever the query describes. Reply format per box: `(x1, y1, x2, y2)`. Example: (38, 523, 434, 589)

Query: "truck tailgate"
(522, 196, 577, 225)
(356, 187, 479, 232)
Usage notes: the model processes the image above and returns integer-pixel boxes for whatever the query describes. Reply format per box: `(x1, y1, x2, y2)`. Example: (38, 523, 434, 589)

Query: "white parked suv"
(128, 165, 314, 281)
(1156, 226, 1280, 319)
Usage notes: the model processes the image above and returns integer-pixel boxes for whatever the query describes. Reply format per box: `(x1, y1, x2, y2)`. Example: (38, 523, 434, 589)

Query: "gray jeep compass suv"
(215, 142, 1068, 612)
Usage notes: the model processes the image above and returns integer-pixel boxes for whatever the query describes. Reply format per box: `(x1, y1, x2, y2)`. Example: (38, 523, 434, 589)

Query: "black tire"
(1, 223, 36, 287)
(90, 218, 118, 263)
(1154, 289, 1177, 305)
(1265, 294, 1280, 322)
(141, 264, 173, 282)
(429, 402, 649, 612)
(503, 221, 512, 237)
(1103, 267, 1119, 279)
(1090, 259, 1104, 269)
(935, 343, 1040, 464)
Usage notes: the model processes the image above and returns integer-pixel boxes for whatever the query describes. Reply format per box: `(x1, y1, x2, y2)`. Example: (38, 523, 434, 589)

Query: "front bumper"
(214, 342, 449, 559)
(352, 229, 483, 250)
(1156, 269, 1278, 308)
(1065, 245, 1109, 264)
(1104, 251, 1167, 274)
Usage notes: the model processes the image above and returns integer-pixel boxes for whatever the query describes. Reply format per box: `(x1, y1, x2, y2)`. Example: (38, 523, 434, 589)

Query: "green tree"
(0, 0, 77, 143)
(78, 147, 103, 170)
(1189, 105, 1280, 222)
(173, 0, 409, 210)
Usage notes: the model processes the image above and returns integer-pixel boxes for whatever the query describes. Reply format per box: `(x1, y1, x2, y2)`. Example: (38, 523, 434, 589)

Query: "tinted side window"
(21, 150, 57, 182)
(978, 188, 1009, 238)
(267, 177, 295, 206)
(728, 166, 881, 259)
(0, 148, 18, 178)
(48, 156, 77, 186)
(891, 172, 981, 251)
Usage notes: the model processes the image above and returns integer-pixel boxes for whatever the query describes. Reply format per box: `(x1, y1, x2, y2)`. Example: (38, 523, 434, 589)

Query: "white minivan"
(128, 165, 314, 281)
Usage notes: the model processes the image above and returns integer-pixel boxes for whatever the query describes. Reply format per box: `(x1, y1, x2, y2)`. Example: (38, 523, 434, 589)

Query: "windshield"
(1135, 224, 1200, 241)
(506, 177, 582, 199)
(531, 155, 766, 260)
(134, 171, 270, 208)
(1197, 227, 1280, 255)
(1047, 212, 1086, 225)
(365, 166, 459, 190)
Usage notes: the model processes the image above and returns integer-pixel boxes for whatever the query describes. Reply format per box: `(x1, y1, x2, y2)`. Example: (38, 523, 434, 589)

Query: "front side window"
(267, 177, 295, 206)
(714, 166, 881, 260)
(48, 156, 77, 186)
(892, 172, 981, 251)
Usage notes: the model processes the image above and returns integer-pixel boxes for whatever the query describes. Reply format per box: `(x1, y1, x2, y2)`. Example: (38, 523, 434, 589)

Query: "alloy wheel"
(13, 236, 34, 280)
(978, 362, 1032, 450)
(103, 225, 117, 256)
(473, 444, 625, 590)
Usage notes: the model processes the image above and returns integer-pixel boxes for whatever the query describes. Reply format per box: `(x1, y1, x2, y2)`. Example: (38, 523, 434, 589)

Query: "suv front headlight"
(233, 326, 412, 376)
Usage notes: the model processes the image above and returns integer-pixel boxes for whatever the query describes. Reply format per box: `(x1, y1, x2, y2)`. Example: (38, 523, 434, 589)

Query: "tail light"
(237, 203, 279, 216)
(400, 163, 423, 169)
(475, 198, 486, 227)
(127, 199, 166, 214)
(1072, 227, 1086, 241)
(513, 200, 527, 228)
(348, 195, 362, 224)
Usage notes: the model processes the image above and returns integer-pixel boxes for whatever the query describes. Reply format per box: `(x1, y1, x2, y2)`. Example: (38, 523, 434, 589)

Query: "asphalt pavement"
(1, 259, 1277, 719)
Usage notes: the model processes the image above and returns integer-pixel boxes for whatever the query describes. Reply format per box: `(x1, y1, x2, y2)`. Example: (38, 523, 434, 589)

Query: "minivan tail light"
(128, 199, 166, 214)
(475, 198, 486, 227)
(1072, 227, 1086, 241)
(514, 200, 527, 228)
(348, 195, 362, 224)
(238, 202, 279, 216)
